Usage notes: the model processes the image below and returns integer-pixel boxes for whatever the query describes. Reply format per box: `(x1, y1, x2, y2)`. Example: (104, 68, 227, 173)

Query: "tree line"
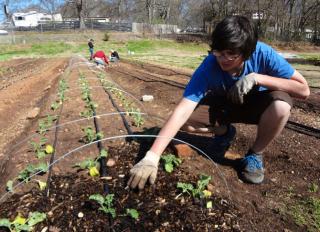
(1, 0, 319, 43)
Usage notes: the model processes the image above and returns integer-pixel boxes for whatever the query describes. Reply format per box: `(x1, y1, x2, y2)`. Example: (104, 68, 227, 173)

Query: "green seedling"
(119, 209, 139, 220)
(80, 109, 94, 118)
(177, 174, 212, 199)
(30, 137, 48, 159)
(89, 194, 116, 218)
(18, 163, 48, 183)
(130, 108, 144, 127)
(0, 212, 46, 232)
(99, 149, 108, 158)
(73, 159, 96, 170)
(38, 115, 57, 135)
(81, 127, 104, 143)
(161, 154, 182, 173)
(50, 101, 60, 111)
(73, 150, 108, 177)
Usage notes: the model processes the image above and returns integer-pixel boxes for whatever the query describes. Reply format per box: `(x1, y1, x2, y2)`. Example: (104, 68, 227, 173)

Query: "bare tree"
(40, 0, 63, 19)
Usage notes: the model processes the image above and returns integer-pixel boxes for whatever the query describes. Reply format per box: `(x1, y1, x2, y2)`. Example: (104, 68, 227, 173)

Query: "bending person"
(128, 15, 310, 189)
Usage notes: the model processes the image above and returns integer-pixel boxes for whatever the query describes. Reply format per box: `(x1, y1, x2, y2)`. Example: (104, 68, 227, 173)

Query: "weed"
(309, 183, 319, 193)
(287, 197, 320, 231)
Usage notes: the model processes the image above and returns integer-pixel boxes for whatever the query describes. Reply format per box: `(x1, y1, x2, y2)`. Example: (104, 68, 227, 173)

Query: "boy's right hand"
(127, 150, 160, 190)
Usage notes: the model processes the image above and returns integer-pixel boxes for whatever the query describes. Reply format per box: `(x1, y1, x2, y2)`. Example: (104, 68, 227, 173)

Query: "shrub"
(103, 31, 110, 41)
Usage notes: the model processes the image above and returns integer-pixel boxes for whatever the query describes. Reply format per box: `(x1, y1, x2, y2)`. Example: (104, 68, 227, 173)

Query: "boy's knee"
(271, 100, 291, 119)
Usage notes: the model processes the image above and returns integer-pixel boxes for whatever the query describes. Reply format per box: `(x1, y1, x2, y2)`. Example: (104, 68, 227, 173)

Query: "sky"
(0, 0, 62, 23)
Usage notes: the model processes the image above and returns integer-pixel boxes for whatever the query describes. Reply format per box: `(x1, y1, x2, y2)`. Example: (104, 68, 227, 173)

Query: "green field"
(0, 31, 319, 87)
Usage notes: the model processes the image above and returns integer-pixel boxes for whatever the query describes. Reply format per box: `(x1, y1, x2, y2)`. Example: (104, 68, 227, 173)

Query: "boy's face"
(212, 50, 244, 72)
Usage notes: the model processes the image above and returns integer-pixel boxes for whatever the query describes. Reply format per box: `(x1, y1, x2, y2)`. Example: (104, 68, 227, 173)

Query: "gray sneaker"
(240, 153, 264, 184)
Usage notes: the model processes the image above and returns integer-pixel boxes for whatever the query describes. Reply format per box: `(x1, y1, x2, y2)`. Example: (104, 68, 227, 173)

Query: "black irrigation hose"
(45, 103, 64, 197)
(88, 96, 109, 194)
(117, 67, 320, 139)
(103, 88, 134, 137)
(286, 120, 320, 139)
(114, 68, 186, 89)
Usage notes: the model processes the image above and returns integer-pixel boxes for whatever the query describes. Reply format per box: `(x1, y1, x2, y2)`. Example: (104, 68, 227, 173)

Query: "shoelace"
(242, 155, 263, 171)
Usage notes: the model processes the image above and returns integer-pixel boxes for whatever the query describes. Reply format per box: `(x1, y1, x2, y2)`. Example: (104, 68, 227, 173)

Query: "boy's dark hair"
(210, 15, 258, 60)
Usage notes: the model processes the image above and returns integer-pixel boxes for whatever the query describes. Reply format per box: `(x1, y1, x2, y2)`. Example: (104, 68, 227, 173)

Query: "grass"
(279, 185, 320, 232)
(0, 35, 209, 70)
(0, 31, 318, 73)
(0, 42, 72, 60)
(289, 197, 320, 231)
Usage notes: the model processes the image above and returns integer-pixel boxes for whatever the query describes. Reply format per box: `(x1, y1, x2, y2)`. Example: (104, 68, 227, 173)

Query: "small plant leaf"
(89, 194, 105, 205)
(206, 201, 213, 209)
(27, 212, 46, 227)
(45, 145, 54, 154)
(0, 218, 10, 228)
(203, 190, 212, 198)
(100, 149, 108, 158)
(36, 180, 47, 191)
(89, 167, 100, 177)
(13, 213, 27, 225)
(164, 163, 174, 173)
(6, 180, 13, 192)
(126, 209, 139, 220)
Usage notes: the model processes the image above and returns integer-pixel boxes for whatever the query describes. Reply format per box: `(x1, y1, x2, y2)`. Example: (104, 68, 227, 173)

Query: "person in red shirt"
(93, 50, 109, 66)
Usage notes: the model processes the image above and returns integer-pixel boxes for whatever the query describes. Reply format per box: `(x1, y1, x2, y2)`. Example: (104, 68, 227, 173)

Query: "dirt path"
(0, 58, 67, 182)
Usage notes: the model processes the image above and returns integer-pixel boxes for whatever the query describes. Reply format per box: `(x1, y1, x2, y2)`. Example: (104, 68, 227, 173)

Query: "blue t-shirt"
(184, 41, 295, 102)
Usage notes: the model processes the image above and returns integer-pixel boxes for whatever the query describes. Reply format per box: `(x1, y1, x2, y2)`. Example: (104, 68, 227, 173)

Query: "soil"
(0, 57, 319, 232)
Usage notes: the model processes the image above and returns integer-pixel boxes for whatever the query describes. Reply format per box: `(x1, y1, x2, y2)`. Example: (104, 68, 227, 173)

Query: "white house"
(12, 11, 62, 27)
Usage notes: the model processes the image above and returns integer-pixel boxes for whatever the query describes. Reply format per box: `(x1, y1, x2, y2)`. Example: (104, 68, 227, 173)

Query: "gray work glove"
(228, 73, 257, 104)
(127, 150, 160, 190)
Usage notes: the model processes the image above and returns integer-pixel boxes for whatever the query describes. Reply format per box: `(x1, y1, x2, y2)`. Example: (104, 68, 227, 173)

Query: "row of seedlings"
(76, 71, 140, 226)
(1, 75, 70, 231)
(97, 73, 145, 129)
(95, 71, 218, 222)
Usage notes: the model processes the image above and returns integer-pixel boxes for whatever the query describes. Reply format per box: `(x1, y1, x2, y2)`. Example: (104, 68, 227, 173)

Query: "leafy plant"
(89, 194, 116, 218)
(0, 211, 46, 232)
(131, 109, 144, 127)
(81, 127, 104, 143)
(73, 150, 108, 177)
(30, 137, 48, 159)
(161, 154, 182, 173)
(18, 163, 48, 183)
(177, 174, 212, 199)
(50, 101, 60, 111)
(38, 115, 57, 135)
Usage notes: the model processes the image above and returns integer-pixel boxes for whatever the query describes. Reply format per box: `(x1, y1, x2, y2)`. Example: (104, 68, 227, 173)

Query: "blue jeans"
(89, 48, 94, 59)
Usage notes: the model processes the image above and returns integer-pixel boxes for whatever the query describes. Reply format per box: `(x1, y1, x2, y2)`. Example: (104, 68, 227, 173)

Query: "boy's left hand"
(228, 73, 257, 104)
